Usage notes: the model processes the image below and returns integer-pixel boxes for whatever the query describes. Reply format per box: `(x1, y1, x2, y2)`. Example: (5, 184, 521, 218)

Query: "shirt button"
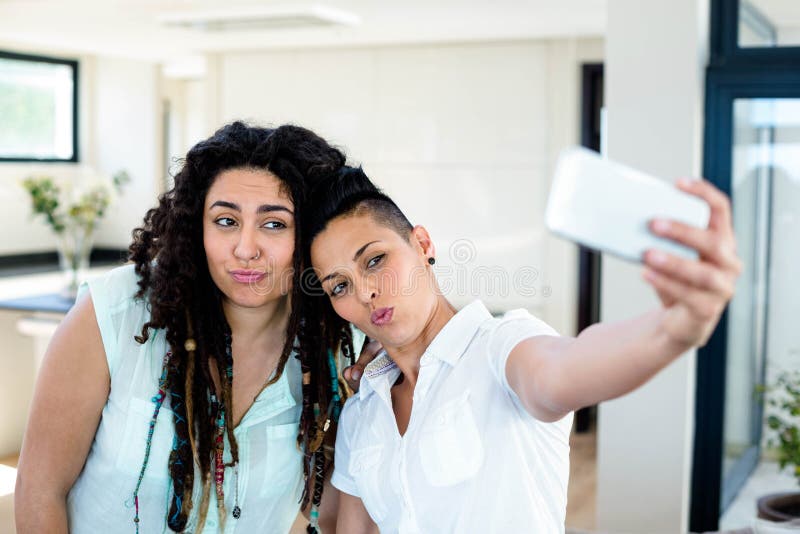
(438, 415, 446, 425)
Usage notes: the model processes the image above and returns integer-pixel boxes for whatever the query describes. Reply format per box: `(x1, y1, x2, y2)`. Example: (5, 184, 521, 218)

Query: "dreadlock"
(128, 121, 350, 531)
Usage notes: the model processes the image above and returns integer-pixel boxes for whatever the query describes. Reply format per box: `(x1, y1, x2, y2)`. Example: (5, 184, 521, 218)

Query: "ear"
(410, 225, 435, 262)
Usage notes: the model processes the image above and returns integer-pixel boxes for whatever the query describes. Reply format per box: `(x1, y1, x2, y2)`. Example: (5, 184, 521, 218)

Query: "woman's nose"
(234, 228, 259, 261)
(357, 279, 377, 304)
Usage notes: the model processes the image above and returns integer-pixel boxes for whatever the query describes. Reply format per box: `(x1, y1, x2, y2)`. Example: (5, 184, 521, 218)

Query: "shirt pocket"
(260, 422, 303, 496)
(349, 444, 388, 523)
(418, 390, 484, 487)
(116, 397, 174, 480)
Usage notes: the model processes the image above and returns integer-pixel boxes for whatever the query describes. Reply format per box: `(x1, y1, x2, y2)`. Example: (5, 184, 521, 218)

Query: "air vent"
(157, 4, 361, 32)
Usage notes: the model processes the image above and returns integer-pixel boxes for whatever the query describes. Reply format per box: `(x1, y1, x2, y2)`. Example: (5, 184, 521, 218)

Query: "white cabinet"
(0, 267, 111, 457)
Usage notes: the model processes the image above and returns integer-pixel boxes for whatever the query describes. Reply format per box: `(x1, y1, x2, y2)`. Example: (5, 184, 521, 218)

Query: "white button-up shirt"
(332, 300, 573, 534)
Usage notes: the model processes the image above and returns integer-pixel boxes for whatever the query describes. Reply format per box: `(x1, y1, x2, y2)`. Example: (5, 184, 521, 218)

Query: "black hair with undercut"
(305, 165, 413, 247)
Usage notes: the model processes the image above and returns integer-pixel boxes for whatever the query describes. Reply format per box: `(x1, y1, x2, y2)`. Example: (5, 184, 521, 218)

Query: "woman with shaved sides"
(303, 166, 741, 533)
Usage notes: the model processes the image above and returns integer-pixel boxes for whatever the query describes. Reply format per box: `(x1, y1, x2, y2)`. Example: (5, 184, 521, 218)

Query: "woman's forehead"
(206, 168, 293, 205)
(311, 213, 391, 263)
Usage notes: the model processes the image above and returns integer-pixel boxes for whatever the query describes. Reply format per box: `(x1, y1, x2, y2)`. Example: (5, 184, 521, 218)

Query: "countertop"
(0, 264, 121, 314)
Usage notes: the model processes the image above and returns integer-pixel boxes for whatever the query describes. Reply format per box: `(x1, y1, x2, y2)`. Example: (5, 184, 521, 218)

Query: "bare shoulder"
(42, 291, 110, 388)
(16, 291, 111, 497)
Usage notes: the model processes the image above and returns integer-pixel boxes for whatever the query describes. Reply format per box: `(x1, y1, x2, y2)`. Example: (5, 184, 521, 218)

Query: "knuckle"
(710, 240, 725, 259)
(699, 270, 715, 290)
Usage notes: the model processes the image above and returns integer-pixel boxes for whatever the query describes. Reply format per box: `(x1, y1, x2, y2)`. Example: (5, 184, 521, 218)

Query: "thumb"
(343, 365, 365, 392)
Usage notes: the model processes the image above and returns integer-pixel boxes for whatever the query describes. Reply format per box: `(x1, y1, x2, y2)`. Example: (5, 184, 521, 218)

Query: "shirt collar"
(357, 300, 492, 400)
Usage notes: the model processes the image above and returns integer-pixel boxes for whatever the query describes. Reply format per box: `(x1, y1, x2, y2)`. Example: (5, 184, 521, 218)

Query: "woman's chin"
(225, 287, 286, 309)
(363, 324, 414, 351)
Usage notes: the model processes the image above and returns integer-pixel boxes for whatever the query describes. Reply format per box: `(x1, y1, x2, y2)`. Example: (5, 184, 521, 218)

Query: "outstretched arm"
(507, 179, 741, 422)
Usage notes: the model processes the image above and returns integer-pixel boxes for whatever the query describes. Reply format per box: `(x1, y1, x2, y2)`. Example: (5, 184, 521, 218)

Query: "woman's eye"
(215, 217, 236, 227)
(263, 221, 286, 230)
(330, 281, 348, 297)
(366, 254, 384, 269)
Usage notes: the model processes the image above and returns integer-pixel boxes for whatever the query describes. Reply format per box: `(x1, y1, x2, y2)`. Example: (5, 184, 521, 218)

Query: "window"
(739, 0, 800, 48)
(0, 50, 78, 162)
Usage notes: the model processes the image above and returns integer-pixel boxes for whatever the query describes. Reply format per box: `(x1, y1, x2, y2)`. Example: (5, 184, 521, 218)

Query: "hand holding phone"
(545, 146, 711, 263)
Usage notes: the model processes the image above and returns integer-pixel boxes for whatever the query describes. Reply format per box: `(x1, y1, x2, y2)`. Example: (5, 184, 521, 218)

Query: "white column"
(597, 1, 709, 532)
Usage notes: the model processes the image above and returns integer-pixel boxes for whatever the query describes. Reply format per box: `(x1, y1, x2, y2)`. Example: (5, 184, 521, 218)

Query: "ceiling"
(0, 1, 607, 63)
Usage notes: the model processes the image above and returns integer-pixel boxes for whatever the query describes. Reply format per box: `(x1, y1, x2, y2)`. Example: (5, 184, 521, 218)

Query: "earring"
(253, 250, 261, 260)
(428, 257, 435, 265)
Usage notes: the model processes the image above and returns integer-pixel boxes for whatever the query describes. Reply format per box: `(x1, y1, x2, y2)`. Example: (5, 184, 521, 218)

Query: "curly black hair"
(127, 121, 352, 531)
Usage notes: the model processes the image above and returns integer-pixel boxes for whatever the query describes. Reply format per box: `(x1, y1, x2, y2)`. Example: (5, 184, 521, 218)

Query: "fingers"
(653, 285, 677, 308)
(649, 218, 742, 275)
(643, 249, 735, 299)
(343, 365, 364, 392)
(356, 338, 382, 367)
(642, 268, 724, 323)
(675, 178, 733, 236)
(345, 338, 384, 393)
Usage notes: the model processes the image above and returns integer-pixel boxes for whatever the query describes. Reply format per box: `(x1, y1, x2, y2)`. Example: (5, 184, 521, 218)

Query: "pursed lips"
(229, 269, 267, 283)
(370, 306, 394, 326)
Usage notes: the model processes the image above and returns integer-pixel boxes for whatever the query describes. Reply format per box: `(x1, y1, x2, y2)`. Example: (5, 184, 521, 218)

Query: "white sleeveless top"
(67, 264, 306, 533)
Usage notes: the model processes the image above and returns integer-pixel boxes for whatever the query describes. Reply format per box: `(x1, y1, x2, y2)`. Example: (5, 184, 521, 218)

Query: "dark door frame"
(574, 63, 604, 433)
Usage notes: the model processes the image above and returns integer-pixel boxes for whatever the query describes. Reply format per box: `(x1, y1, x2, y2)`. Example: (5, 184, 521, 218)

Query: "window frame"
(689, 0, 800, 531)
(711, 0, 800, 66)
(0, 49, 79, 163)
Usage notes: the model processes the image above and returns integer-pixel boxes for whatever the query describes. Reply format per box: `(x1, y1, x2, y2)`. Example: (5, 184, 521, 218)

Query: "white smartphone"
(545, 146, 711, 263)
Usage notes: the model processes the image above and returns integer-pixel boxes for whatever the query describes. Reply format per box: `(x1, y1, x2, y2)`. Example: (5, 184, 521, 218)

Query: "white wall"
(597, 1, 708, 532)
(90, 57, 162, 248)
(204, 38, 602, 333)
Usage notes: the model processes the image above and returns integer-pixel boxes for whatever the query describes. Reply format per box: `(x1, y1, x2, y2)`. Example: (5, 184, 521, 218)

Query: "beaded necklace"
(131, 337, 241, 532)
(305, 347, 346, 533)
(131, 328, 352, 533)
(131, 352, 171, 533)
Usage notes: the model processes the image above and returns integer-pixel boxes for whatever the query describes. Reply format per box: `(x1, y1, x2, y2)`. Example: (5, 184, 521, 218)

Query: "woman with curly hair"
(14, 122, 369, 533)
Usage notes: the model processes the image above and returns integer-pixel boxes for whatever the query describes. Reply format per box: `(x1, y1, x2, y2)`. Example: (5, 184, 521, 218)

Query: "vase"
(758, 491, 800, 520)
(56, 223, 94, 299)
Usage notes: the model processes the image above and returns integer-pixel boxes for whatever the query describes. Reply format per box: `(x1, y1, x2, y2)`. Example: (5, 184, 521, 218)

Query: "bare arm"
(298, 475, 340, 533)
(15, 292, 110, 533)
(507, 311, 688, 421)
(507, 179, 742, 422)
(336, 492, 379, 534)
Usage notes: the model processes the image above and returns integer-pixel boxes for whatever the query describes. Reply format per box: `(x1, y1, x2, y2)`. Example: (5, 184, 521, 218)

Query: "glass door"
(722, 98, 800, 507)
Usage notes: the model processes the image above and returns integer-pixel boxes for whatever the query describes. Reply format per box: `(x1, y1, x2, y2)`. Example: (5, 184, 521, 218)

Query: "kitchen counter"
(0, 264, 121, 314)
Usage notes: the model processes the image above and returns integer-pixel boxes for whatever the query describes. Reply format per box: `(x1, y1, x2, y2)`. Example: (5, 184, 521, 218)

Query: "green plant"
(764, 369, 800, 485)
(22, 170, 129, 233)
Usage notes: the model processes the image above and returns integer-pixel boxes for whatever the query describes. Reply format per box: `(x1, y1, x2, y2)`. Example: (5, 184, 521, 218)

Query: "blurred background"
(0, 1, 798, 532)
